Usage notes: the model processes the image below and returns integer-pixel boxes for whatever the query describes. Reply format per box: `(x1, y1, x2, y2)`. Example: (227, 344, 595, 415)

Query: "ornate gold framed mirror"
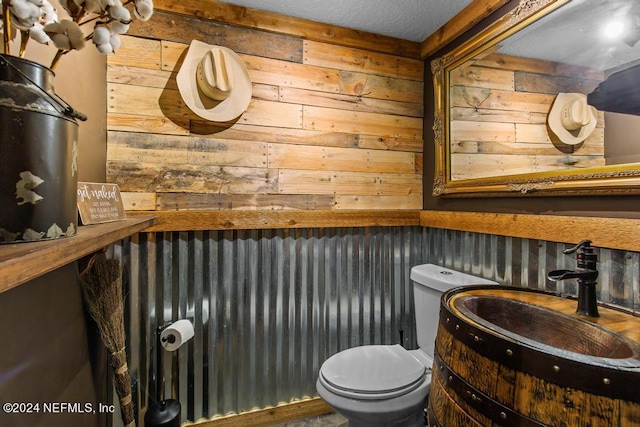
(432, 0, 640, 197)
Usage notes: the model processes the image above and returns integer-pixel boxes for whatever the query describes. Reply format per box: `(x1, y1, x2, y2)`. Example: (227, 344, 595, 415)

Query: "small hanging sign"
(77, 182, 126, 225)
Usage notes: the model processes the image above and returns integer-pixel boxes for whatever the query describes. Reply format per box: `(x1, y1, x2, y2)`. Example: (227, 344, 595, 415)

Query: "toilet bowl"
(316, 264, 497, 426)
(316, 344, 431, 426)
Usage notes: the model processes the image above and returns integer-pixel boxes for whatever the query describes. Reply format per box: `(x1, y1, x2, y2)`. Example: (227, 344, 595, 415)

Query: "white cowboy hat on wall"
(177, 40, 252, 122)
(547, 92, 598, 145)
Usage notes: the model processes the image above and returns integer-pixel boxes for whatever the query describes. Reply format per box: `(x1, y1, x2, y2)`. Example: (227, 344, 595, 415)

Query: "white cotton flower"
(8, 0, 58, 41)
(2, 0, 153, 64)
(9, 0, 40, 21)
(96, 42, 112, 54)
(39, 0, 58, 25)
(11, 14, 39, 31)
(29, 22, 52, 44)
(94, 33, 121, 55)
(110, 33, 120, 50)
(64, 22, 86, 48)
(108, 3, 130, 22)
(49, 32, 72, 50)
(44, 20, 85, 50)
(107, 19, 129, 35)
(134, 0, 153, 21)
(92, 25, 111, 45)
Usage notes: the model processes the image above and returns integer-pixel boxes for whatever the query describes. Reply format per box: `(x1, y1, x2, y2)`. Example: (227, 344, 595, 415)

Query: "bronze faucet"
(547, 239, 599, 317)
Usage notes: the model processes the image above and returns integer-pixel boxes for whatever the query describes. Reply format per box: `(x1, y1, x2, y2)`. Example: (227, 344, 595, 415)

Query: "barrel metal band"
(433, 353, 547, 427)
(439, 297, 640, 402)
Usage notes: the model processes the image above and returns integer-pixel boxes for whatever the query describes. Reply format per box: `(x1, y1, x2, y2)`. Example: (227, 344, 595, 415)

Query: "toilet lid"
(319, 344, 426, 400)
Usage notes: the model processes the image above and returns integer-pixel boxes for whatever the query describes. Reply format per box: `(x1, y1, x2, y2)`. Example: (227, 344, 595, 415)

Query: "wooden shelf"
(0, 215, 157, 295)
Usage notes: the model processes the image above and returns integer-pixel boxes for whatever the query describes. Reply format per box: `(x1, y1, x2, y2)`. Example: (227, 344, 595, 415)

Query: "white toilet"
(316, 263, 498, 426)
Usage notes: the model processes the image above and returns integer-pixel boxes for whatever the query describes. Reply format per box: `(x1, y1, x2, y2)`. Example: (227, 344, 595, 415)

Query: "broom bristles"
(81, 257, 125, 353)
(80, 255, 135, 427)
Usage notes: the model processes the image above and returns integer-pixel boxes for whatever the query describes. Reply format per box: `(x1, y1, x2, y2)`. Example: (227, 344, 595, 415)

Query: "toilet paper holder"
(159, 319, 194, 352)
(144, 319, 194, 427)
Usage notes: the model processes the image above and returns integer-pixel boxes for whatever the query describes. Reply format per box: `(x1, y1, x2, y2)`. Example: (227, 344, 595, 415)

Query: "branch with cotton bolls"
(1, 0, 153, 69)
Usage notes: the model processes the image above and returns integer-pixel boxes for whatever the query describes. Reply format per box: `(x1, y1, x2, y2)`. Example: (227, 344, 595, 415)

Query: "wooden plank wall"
(449, 52, 605, 180)
(106, 2, 424, 212)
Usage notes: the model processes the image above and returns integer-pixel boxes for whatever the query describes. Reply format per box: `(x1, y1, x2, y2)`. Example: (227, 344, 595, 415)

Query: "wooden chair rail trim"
(128, 210, 422, 232)
(421, 0, 510, 58)
(102, 211, 640, 253)
(153, 0, 421, 58)
(420, 210, 640, 252)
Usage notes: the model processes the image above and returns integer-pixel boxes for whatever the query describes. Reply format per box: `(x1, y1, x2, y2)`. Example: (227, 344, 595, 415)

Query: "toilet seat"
(318, 344, 427, 400)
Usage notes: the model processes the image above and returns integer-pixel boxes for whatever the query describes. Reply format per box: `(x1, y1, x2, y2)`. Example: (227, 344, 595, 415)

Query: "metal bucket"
(0, 55, 86, 243)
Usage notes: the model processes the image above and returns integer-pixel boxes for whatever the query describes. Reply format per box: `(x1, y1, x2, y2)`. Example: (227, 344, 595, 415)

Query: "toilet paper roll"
(160, 319, 194, 351)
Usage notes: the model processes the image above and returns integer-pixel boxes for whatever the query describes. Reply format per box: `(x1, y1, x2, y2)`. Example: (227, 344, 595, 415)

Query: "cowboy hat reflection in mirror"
(177, 40, 252, 122)
(548, 92, 598, 145)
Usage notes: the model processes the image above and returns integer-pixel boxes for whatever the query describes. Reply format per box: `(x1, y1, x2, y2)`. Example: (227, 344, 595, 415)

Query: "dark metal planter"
(0, 54, 85, 243)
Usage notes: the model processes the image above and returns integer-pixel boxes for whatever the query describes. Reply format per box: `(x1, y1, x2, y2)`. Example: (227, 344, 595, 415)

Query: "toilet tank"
(410, 264, 498, 359)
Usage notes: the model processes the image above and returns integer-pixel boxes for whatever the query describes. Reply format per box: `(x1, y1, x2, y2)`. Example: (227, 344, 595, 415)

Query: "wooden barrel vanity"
(427, 286, 640, 427)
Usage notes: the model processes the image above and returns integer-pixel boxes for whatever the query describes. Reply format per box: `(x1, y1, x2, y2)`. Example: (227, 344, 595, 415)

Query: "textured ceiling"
(498, 0, 640, 73)
(218, 0, 474, 42)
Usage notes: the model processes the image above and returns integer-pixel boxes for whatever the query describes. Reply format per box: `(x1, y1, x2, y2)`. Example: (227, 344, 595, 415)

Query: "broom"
(80, 253, 135, 427)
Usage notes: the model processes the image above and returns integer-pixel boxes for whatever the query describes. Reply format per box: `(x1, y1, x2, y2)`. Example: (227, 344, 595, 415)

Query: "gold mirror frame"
(432, 0, 640, 197)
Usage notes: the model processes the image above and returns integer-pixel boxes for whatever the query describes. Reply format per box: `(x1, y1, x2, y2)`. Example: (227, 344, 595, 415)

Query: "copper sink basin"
(452, 295, 640, 359)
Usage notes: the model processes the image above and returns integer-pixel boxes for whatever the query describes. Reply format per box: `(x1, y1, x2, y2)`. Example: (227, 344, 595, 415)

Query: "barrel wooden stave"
(428, 287, 640, 427)
(429, 369, 486, 427)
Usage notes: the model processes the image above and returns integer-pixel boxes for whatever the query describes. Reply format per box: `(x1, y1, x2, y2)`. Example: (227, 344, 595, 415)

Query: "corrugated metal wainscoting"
(424, 228, 640, 310)
(108, 226, 640, 426)
(111, 226, 426, 425)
